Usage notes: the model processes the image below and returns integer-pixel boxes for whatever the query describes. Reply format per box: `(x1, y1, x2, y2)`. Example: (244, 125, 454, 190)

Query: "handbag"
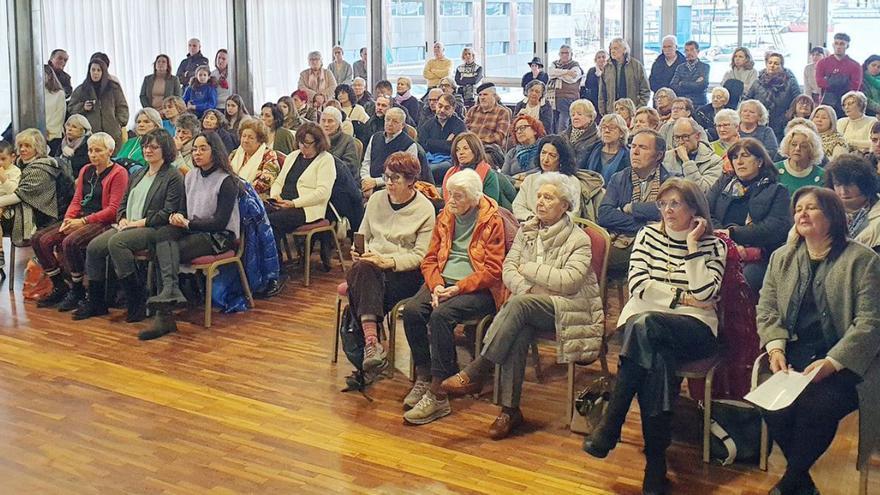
(23, 258, 53, 301)
(704, 399, 762, 465)
(327, 201, 350, 241)
(570, 375, 614, 434)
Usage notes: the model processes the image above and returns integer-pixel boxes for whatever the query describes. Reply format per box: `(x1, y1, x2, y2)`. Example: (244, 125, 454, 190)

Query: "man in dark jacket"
(419, 94, 467, 183)
(176, 38, 210, 89)
(649, 36, 684, 93)
(47, 49, 73, 97)
(670, 41, 710, 106)
(356, 95, 390, 148)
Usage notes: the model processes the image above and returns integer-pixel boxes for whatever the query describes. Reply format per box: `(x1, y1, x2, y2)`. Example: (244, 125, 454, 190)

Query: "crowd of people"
(3, 33, 880, 495)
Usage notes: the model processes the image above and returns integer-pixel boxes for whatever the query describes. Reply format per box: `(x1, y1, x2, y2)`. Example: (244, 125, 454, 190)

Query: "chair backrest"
(354, 138, 364, 162)
(573, 216, 611, 301)
(405, 124, 418, 142)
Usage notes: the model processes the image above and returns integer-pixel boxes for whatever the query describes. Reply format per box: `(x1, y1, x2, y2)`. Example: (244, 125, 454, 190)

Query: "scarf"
(820, 129, 848, 157)
(570, 127, 586, 143)
(307, 69, 326, 93)
(848, 206, 871, 238)
(231, 143, 268, 184)
(631, 167, 661, 203)
(758, 70, 790, 93)
(457, 62, 479, 78)
(863, 71, 880, 96)
(514, 143, 539, 171)
(722, 175, 768, 199)
(61, 135, 86, 157)
(394, 90, 413, 106)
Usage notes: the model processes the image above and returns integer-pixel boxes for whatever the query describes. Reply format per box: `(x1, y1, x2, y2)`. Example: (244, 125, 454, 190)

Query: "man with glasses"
(465, 83, 511, 147)
(361, 107, 419, 198)
(419, 94, 466, 183)
(662, 117, 722, 193)
(418, 88, 444, 127)
(298, 50, 338, 101)
(659, 97, 708, 149)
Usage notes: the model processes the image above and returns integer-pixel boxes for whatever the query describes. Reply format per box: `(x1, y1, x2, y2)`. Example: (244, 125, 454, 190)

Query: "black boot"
(120, 272, 147, 323)
(641, 413, 672, 495)
(319, 232, 333, 272)
(642, 452, 669, 495)
(147, 241, 187, 308)
(73, 280, 109, 320)
(583, 360, 645, 458)
(138, 310, 177, 340)
(37, 273, 69, 308)
(58, 279, 86, 312)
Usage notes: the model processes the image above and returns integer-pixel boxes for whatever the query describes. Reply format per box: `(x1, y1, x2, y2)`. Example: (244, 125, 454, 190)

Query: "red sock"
(362, 318, 378, 345)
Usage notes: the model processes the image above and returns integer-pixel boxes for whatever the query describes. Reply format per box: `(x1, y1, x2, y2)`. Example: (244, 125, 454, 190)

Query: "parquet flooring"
(0, 240, 876, 494)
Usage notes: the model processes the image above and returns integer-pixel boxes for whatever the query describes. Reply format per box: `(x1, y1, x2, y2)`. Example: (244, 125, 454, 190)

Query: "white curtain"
(40, 0, 230, 125)
(247, 0, 333, 108)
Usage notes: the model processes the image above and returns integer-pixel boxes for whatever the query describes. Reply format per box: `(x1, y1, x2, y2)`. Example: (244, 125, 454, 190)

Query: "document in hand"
(744, 367, 822, 411)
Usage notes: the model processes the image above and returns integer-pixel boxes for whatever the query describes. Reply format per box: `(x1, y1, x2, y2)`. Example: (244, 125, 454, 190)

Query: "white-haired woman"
(811, 105, 849, 159)
(653, 87, 677, 125)
(320, 106, 360, 178)
(837, 91, 878, 153)
(711, 108, 741, 173)
(775, 125, 826, 193)
(402, 168, 505, 426)
(584, 113, 630, 182)
(297, 51, 337, 101)
(55, 114, 93, 178)
(115, 107, 162, 174)
(562, 99, 600, 169)
(514, 80, 554, 134)
(442, 171, 603, 439)
(32, 132, 129, 311)
(695, 86, 730, 141)
(738, 99, 779, 158)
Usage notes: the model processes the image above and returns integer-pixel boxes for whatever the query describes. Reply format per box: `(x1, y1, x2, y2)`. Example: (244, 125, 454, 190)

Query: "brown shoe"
(488, 409, 524, 440)
(440, 372, 482, 396)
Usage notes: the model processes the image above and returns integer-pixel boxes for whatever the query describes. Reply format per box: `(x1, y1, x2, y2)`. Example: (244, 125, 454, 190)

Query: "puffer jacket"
(240, 181, 280, 294)
(421, 195, 507, 309)
(500, 215, 604, 364)
(661, 141, 723, 193)
(744, 69, 802, 139)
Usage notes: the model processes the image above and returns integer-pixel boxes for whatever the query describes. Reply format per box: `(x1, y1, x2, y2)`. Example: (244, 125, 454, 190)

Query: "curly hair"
(536, 134, 577, 176)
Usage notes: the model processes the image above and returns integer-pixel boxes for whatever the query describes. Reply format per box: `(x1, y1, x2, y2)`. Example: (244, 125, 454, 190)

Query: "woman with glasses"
(583, 114, 630, 182)
(501, 115, 546, 177)
(346, 152, 436, 373)
(710, 109, 741, 174)
(267, 122, 337, 246)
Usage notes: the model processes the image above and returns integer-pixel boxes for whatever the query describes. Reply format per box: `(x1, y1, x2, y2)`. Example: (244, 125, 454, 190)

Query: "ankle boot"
(120, 273, 147, 323)
(138, 310, 178, 340)
(58, 279, 86, 312)
(583, 360, 645, 458)
(147, 240, 186, 308)
(38, 273, 69, 308)
(73, 281, 109, 320)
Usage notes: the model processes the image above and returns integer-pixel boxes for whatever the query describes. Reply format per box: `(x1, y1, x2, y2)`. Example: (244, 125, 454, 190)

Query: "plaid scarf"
(631, 167, 661, 203)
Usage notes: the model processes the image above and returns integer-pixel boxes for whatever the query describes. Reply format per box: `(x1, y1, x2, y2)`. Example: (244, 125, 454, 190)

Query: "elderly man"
(465, 83, 511, 147)
(599, 38, 651, 114)
(547, 45, 583, 132)
(423, 42, 453, 88)
(353, 47, 368, 83)
(649, 35, 685, 92)
(670, 40, 710, 106)
(419, 88, 443, 127)
(361, 107, 419, 196)
(47, 49, 73, 97)
(366, 80, 415, 126)
(176, 38, 209, 89)
(328, 45, 353, 86)
(598, 129, 670, 269)
(662, 117, 722, 192)
(298, 51, 338, 101)
(352, 77, 373, 107)
(419, 94, 467, 183)
(172, 113, 201, 174)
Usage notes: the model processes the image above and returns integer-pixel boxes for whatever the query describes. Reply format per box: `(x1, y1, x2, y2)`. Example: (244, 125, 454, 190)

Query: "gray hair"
(322, 106, 342, 125)
(15, 128, 49, 158)
(136, 107, 163, 129)
(352, 77, 366, 87)
(738, 99, 770, 126)
(65, 113, 93, 134)
(385, 107, 406, 123)
(599, 113, 629, 146)
(534, 172, 579, 212)
(428, 88, 443, 98)
(446, 168, 483, 204)
(711, 86, 730, 100)
(714, 108, 740, 127)
(87, 132, 116, 153)
(524, 79, 546, 96)
(673, 117, 701, 134)
(175, 113, 201, 135)
(842, 91, 868, 112)
(308, 51, 322, 60)
(661, 35, 678, 48)
(609, 37, 630, 54)
(654, 87, 677, 100)
(397, 76, 412, 88)
(779, 124, 824, 167)
(784, 117, 819, 136)
(570, 98, 596, 119)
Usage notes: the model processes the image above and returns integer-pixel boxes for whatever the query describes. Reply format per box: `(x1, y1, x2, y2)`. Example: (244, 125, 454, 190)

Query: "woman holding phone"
(346, 151, 436, 372)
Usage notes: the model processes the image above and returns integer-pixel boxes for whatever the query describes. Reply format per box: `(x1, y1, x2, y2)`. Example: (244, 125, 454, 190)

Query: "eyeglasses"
(143, 144, 161, 151)
(673, 133, 695, 140)
(514, 125, 532, 132)
(301, 139, 317, 146)
(657, 200, 685, 211)
(428, 98, 439, 102)
(383, 173, 407, 183)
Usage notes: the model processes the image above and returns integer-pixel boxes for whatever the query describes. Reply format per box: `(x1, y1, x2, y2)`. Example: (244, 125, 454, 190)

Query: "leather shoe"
(440, 372, 482, 396)
(488, 409, 523, 440)
(582, 432, 617, 459)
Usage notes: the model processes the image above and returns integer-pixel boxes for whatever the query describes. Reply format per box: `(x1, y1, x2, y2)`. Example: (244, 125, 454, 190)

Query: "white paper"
(744, 367, 822, 411)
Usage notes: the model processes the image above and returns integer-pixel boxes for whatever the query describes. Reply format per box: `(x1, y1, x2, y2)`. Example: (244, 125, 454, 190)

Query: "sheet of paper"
(744, 366, 822, 411)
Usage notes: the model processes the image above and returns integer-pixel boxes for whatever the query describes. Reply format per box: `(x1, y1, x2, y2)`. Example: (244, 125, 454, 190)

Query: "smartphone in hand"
(353, 233, 365, 255)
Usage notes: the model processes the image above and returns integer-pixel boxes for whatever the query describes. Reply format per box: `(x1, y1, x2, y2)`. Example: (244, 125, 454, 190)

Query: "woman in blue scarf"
(501, 114, 546, 177)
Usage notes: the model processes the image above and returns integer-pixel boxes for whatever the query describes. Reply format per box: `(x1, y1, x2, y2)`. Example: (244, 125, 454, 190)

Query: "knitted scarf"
(569, 127, 586, 143)
(758, 70, 790, 94)
(394, 90, 413, 106)
(820, 129, 849, 157)
(631, 167, 661, 203)
(514, 143, 539, 171)
(457, 62, 479, 78)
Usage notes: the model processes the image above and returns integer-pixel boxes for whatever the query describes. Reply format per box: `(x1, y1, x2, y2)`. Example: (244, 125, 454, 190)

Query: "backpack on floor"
(706, 399, 762, 465)
(339, 305, 365, 373)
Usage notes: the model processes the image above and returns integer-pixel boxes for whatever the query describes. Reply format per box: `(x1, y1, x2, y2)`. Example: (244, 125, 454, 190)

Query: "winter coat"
(176, 52, 209, 88)
(583, 143, 631, 183)
(183, 83, 218, 118)
(599, 55, 651, 114)
(139, 74, 183, 109)
(649, 51, 685, 92)
(598, 166, 669, 236)
(661, 141, 723, 193)
(707, 172, 791, 251)
(694, 103, 720, 141)
(561, 124, 600, 170)
(670, 60, 711, 106)
(7, 157, 63, 244)
(853, 200, 880, 251)
(513, 100, 555, 135)
(240, 181, 280, 294)
(329, 156, 365, 234)
(69, 80, 130, 149)
(329, 130, 361, 180)
(744, 69, 802, 139)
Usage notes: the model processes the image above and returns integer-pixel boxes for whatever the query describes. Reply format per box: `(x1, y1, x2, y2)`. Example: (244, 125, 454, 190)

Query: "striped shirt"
(618, 223, 728, 334)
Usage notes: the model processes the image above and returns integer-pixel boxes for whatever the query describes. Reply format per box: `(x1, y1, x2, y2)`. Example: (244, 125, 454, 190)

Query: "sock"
(462, 356, 494, 381)
(361, 317, 378, 345)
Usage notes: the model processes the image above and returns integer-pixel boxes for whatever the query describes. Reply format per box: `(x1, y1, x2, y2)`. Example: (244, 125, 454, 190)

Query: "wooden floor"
(0, 240, 875, 494)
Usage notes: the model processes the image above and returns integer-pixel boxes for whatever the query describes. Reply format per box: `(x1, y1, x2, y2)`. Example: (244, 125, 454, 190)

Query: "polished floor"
(0, 240, 874, 494)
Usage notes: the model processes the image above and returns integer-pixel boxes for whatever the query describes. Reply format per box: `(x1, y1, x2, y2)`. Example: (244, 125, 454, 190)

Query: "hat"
(476, 82, 496, 94)
(527, 57, 544, 68)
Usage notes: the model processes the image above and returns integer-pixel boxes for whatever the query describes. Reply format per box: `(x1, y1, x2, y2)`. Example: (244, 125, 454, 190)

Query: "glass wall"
(385, 0, 428, 79)
(339, 0, 369, 63)
(643, 0, 663, 76)
(438, 0, 477, 62)
(484, 1, 535, 78)
(741, 0, 809, 84)
(0, 3, 10, 129)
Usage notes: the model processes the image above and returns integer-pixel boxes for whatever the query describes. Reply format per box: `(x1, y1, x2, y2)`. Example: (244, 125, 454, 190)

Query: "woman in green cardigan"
(260, 102, 296, 156)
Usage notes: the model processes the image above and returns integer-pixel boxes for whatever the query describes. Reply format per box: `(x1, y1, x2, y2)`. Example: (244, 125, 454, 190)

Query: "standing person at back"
(211, 49, 232, 109)
(547, 45, 583, 132)
(816, 33, 863, 116)
(599, 38, 650, 115)
(328, 46, 354, 86)
(423, 42, 453, 89)
(46, 49, 73, 98)
(353, 47, 368, 84)
(670, 41, 710, 106)
(649, 36, 685, 93)
(176, 38, 209, 90)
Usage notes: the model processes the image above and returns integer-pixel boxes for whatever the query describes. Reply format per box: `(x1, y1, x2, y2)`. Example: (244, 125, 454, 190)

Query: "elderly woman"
(837, 91, 879, 153)
(561, 99, 600, 169)
(352, 77, 373, 108)
(443, 132, 502, 205)
(225, 94, 250, 133)
(32, 132, 128, 311)
(172, 113, 201, 174)
(228, 117, 281, 196)
(455, 48, 484, 108)
(756, 186, 880, 495)
(584, 179, 727, 495)
(633, 107, 661, 132)
(115, 108, 162, 174)
(501, 115, 546, 177)
(267, 122, 337, 244)
(335, 84, 369, 128)
(80, 129, 183, 323)
(613, 98, 637, 129)
(824, 154, 880, 251)
(711, 109, 741, 173)
(514, 80, 554, 134)
(139, 54, 183, 111)
(401, 168, 505, 425)
(512, 135, 583, 221)
(776, 125, 826, 194)
(707, 138, 791, 290)
(743, 52, 802, 140)
(298, 51, 337, 101)
(583, 114, 630, 182)
(201, 108, 239, 153)
(785, 95, 816, 124)
(69, 57, 129, 149)
(394, 77, 421, 124)
(443, 171, 603, 439)
(721, 47, 758, 94)
(55, 114, 93, 178)
(583, 50, 607, 114)
(811, 105, 849, 159)
(320, 106, 360, 178)
(348, 152, 436, 371)
(277, 96, 303, 131)
(695, 87, 730, 141)
(653, 87, 677, 125)
(659, 97, 708, 148)
(260, 102, 296, 156)
(328, 45, 353, 86)
(738, 99, 779, 158)
(161, 96, 187, 136)
(143, 132, 242, 340)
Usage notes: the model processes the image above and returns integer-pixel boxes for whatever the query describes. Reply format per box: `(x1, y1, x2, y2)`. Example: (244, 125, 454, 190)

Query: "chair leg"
(332, 232, 346, 273)
(860, 463, 869, 495)
(566, 362, 575, 427)
(235, 260, 254, 308)
(303, 232, 312, 287)
(332, 296, 342, 363)
(759, 420, 769, 471)
(204, 268, 213, 328)
(8, 242, 15, 292)
(282, 236, 293, 264)
(703, 367, 716, 464)
(387, 305, 398, 371)
(599, 336, 610, 376)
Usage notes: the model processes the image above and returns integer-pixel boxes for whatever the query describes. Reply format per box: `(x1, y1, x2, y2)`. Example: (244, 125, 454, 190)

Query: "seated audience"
(161, 96, 187, 136)
(320, 106, 360, 179)
(79, 129, 183, 322)
(521, 56, 549, 89)
(785, 94, 816, 125)
(402, 169, 504, 425)
(225, 94, 250, 134)
(424, 42, 453, 88)
(662, 117, 723, 192)
(653, 87, 677, 125)
(33, 132, 128, 311)
(659, 97, 708, 148)
(776, 125, 826, 193)
(336, 83, 369, 129)
(811, 105, 849, 160)
(298, 51, 337, 101)
(443, 132, 501, 205)
(277, 95, 304, 131)
(395, 77, 421, 124)
(310, 93, 327, 122)
(182, 65, 218, 118)
(866, 121, 880, 172)
(115, 108, 162, 173)
(418, 94, 467, 184)
(465, 83, 511, 147)
(172, 113, 201, 174)
(721, 47, 758, 94)
(443, 171, 603, 439)
(584, 179, 727, 495)
(744, 52, 801, 140)
(837, 91, 878, 153)
(670, 41, 711, 106)
(418, 88, 443, 128)
(361, 107, 418, 196)
(139, 54, 182, 111)
(357, 94, 391, 147)
(291, 90, 312, 122)
(328, 45, 353, 86)
(144, 133, 242, 340)
(512, 135, 582, 221)
(260, 103, 296, 156)
(69, 56, 129, 149)
(614, 98, 637, 129)
(514, 80, 554, 134)
(632, 107, 661, 132)
(561, 99, 600, 170)
(825, 154, 880, 251)
(56, 114, 93, 178)
(229, 117, 281, 196)
(598, 129, 669, 270)
(455, 47, 484, 107)
(352, 77, 373, 108)
(738, 99, 779, 158)
(349, 152, 436, 371)
(438, 77, 466, 118)
(583, 114, 630, 182)
(708, 138, 791, 290)
(756, 186, 880, 495)
(201, 108, 239, 153)
(694, 86, 730, 141)
(710, 108, 741, 172)
(501, 115, 546, 177)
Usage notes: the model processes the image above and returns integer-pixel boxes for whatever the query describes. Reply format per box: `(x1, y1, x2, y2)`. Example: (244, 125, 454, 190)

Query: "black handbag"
(705, 399, 762, 465)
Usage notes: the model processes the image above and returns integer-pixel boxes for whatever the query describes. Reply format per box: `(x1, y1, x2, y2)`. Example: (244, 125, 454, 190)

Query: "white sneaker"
(362, 340, 387, 372)
(403, 379, 431, 409)
(403, 391, 451, 425)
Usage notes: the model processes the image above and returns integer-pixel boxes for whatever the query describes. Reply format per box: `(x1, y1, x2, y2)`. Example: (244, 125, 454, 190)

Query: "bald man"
(176, 38, 209, 88)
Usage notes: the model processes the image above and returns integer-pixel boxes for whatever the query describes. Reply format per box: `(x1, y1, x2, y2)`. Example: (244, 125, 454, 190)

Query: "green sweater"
(442, 207, 477, 284)
(775, 160, 825, 194)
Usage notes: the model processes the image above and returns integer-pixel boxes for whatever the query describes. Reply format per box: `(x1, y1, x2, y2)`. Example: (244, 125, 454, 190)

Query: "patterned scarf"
(820, 130, 849, 158)
(758, 69, 790, 94)
(631, 167, 661, 203)
(514, 143, 539, 171)
(847, 206, 871, 238)
(570, 127, 586, 143)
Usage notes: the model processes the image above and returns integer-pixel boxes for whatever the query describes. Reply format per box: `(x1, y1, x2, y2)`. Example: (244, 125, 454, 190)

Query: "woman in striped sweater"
(583, 178, 727, 495)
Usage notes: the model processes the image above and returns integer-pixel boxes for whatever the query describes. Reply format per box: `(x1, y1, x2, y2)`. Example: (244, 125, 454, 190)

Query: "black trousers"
(267, 207, 306, 244)
(346, 260, 423, 319)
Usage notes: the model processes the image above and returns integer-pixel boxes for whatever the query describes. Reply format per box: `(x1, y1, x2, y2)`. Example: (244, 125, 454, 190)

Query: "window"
(440, 1, 472, 16)
(518, 40, 534, 54)
(0, 4, 10, 129)
(386, 0, 427, 79)
(548, 37, 572, 52)
(642, 0, 663, 79)
(550, 3, 571, 15)
(828, 0, 880, 80)
(518, 2, 535, 15)
(676, 0, 740, 84)
(391, 0, 425, 16)
(438, 0, 476, 69)
(486, 41, 510, 55)
(741, 0, 809, 85)
(486, 2, 510, 15)
(549, 0, 602, 70)
(338, 0, 369, 66)
(485, 0, 534, 77)
(603, 0, 623, 43)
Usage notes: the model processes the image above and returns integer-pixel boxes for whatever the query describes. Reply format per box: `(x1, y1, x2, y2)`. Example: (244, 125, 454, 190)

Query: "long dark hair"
(536, 135, 576, 176)
(791, 186, 848, 254)
(84, 57, 110, 95)
(260, 102, 284, 130)
(154, 54, 173, 79)
(141, 128, 177, 165)
(334, 84, 357, 106)
(726, 138, 779, 181)
(194, 132, 237, 179)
